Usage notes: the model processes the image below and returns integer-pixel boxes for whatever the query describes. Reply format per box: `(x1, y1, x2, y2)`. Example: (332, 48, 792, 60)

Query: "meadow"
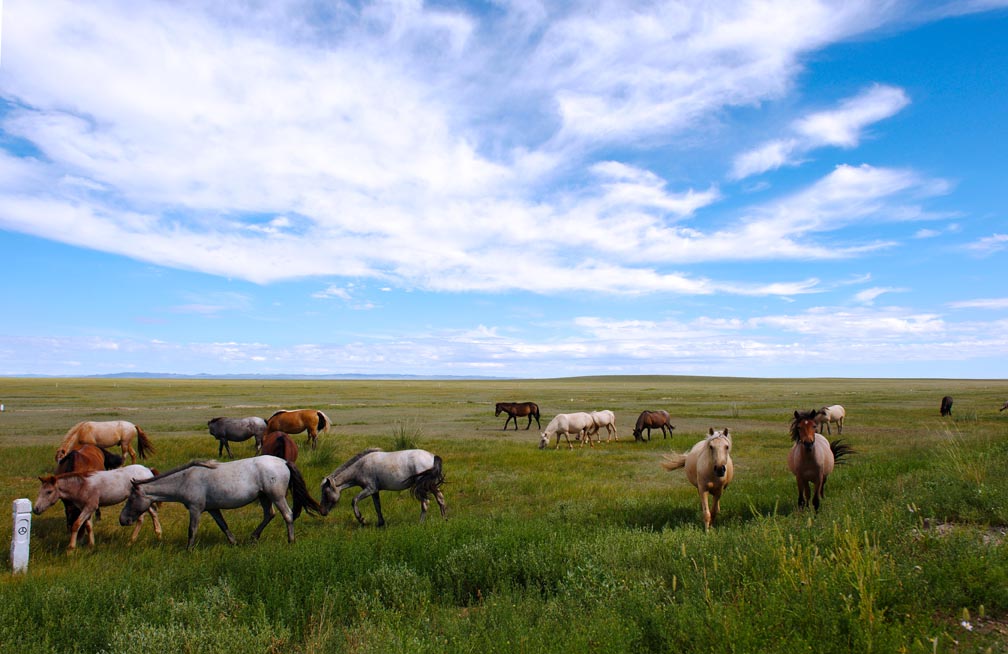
(0, 376, 1006, 653)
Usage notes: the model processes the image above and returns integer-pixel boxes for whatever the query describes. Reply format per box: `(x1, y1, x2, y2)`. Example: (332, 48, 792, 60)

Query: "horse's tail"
(409, 455, 445, 502)
(661, 453, 687, 471)
(830, 439, 855, 465)
(101, 447, 124, 470)
(286, 461, 322, 519)
(135, 426, 154, 458)
(317, 411, 331, 432)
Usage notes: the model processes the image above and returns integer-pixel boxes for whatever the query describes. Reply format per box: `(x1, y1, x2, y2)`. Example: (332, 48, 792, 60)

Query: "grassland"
(0, 376, 1006, 653)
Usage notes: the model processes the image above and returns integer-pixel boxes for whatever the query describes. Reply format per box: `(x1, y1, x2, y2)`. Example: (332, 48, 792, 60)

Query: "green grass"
(1, 377, 1007, 653)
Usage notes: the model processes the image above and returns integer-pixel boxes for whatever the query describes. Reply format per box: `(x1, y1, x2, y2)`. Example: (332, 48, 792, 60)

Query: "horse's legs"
(67, 505, 97, 551)
(308, 426, 318, 450)
(148, 504, 163, 540)
(525, 415, 533, 430)
(186, 506, 205, 549)
(224, 439, 234, 459)
(207, 508, 238, 545)
(710, 488, 722, 527)
(698, 490, 712, 530)
(371, 493, 386, 527)
(124, 442, 138, 464)
(351, 488, 377, 525)
(251, 495, 276, 541)
(273, 496, 295, 543)
(434, 490, 447, 519)
(796, 479, 808, 510)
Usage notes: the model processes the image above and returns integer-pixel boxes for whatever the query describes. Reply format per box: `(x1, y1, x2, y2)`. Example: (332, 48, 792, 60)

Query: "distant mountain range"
(58, 372, 504, 380)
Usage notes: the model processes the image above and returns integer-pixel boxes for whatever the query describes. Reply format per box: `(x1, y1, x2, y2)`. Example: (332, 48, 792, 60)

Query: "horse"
(940, 396, 954, 417)
(632, 410, 675, 441)
(1000, 401, 1008, 412)
(260, 431, 298, 463)
(788, 410, 854, 512)
(207, 416, 268, 458)
(320, 448, 446, 527)
(33, 465, 162, 551)
(55, 420, 154, 464)
(266, 409, 331, 449)
(585, 410, 618, 443)
(814, 404, 846, 435)
(539, 412, 596, 449)
(119, 456, 321, 549)
(55, 444, 124, 541)
(495, 402, 542, 431)
(661, 428, 734, 530)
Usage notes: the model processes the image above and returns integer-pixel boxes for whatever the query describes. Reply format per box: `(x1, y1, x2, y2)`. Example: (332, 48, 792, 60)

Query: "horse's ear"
(794, 410, 800, 419)
(708, 427, 714, 436)
(723, 427, 729, 436)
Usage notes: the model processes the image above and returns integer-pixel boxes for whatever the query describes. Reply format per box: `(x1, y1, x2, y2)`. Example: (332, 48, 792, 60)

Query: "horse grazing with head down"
(495, 402, 541, 431)
(539, 412, 596, 449)
(633, 410, 675, 441)
(208, 416, 268, 458)
(55, 420, 154, 464)
(940, 396, 954, 417)
(260, 431, 298, 463)
(662, 428, 734, 530)
(788, 410, 854, 512)
(266, 409, 331, 449)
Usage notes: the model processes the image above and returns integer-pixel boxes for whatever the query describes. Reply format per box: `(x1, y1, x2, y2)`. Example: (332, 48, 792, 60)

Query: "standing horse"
(661, 428, 734, 530)
(940, 396, 954, 417)
(320, 448, 447, 526)
(788, 410, 854, 512)
(632, 410, 675, 441)
(208, 416, 268, 458)
(120, 456, 321, 549)
(55, 420, 154, 464)
(495, 402, 542, 431)
(260, 431, 298, 463)
(539, 412, 596, 449)
(586, 410, 618, 443)
(266, 409, 331, 449)
(33, 465, 162, 551)
(814, 405, 846, 435)
(56, 445, 123, 542)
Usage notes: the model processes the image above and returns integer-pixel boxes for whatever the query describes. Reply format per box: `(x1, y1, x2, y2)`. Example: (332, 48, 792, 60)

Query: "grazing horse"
(1000, 401, 1008, 412)
(661, 428, 734, 530)
(207, 416, 268, 458)
(260, 431, 298, 463)
(632, 410, 675, 441)
(940, 396, 954, 417)
(814, 405, 846, 435)
(539, 412, 596, 449)
(320, 448, 447, 527)
(495, 402, 542, 431)
(56, 445, 123, 542)
(55, 420, 154, 464)
(788, 410, 854, 512)
(33, 466, 162, 551)
(120, 456, 321, 549)
(266, 409, 331, 449)
(586, 410, 618, 443)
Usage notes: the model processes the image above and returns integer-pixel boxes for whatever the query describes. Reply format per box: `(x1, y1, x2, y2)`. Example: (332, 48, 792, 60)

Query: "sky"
(0, 0, 1006, 379)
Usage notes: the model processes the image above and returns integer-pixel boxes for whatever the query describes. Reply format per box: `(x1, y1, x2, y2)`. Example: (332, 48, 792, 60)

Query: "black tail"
(286, 462, 322, 519)
(317, 411, 329, 431)
(830, 439, 855, 465)
(409, 455, 445, 502)
(101, 448, 124, 469)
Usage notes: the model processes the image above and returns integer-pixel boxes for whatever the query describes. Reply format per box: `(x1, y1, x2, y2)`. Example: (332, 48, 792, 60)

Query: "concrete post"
(11, 498, 31, 573)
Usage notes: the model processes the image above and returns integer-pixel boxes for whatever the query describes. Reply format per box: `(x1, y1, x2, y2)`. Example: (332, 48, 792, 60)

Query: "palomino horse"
(662, 428, 734, 530)
(320, 448, 446, 527)
(120, 456, 321, 549)
(208, 416, 268, 457)
(495, 402, 542, 431)
(56, 445, 123, 541)
(260, 431, 298, 463)
(940, 396, 954, 417)
(788, 410, 854, 512)
(814, 405, 846, 435)
(585, 410, 618, 443)
(33, 465, 162, 551)
(266, 409, 331, 449)
(539, 412, 596, 449)
(632, 410, 675, 441)
(55, 420, 154, 464)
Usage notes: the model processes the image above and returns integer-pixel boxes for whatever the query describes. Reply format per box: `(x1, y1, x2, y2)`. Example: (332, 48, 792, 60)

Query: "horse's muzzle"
(803, 442, 814, 452)
(714, 466, 727, 478)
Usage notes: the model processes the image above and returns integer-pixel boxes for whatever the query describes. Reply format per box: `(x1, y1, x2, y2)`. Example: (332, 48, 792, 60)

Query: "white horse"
(539, 412, 596, 449)
(814, 405, 845, 435)
(586, 410, 618, 443)
(661, 428, 734, 530)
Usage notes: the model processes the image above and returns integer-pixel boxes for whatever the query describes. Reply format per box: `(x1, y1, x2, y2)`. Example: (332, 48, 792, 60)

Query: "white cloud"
(948, 297, 1008, 310)
(965, 233, 1008, 256)
(854, 287, 904, 305)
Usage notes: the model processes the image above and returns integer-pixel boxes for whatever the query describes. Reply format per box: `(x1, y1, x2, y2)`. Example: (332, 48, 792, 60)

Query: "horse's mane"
(138, 459, 218, 483)
(328, 448, 383, 477)
(790, 409, 818, 442)
(43, 470, 99, 483)
(267, 409, 290, 420)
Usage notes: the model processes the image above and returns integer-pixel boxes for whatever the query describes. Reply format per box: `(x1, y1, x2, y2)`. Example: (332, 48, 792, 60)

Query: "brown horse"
(55, 420, 154, 464)
(788, 410, 854, 512)
(632, 410, 675, 441)
(940, 395, 954, 417)
(260, 431, 299, 463)
(266, 409, 331, 449)
(495, 402, 541, 430)
(56, 445, 123, 541)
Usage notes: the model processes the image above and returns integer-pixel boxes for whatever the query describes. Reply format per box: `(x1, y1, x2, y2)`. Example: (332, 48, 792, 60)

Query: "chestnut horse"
(260, 431, 298, 463)
(266, 409, 331, 449)
(495, 402, 542, 430)
(56, 445, 123, 542)
(788, 410, 854, 512)
(661, 428, 734, 530)
(632, 410, 675, 441)
(55, 420, 154, 464)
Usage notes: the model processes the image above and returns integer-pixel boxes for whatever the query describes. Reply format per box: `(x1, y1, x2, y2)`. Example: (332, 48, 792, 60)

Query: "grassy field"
(0, 376, 1007, 653)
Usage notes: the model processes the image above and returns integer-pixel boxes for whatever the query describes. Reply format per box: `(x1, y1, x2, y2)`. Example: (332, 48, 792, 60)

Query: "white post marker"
(11, 498, 31, 573)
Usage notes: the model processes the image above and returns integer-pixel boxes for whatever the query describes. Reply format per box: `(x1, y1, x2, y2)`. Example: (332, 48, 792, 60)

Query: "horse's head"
(119, 481, 151, 526)
(33, 476, 60, 515)
(319, 477, 342, 516)
(495, 404, 503, 416)
(792, 410, 818, 452)
(707, 428, 732, 478)
(538, 433, 550, 449)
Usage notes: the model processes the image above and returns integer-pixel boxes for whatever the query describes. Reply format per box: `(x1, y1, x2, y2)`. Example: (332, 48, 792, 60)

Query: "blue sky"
(0, 1, 1006, 378)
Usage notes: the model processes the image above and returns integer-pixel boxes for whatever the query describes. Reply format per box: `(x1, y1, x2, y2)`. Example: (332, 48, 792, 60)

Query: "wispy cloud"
(949, 297, 1008, 310)
(964, 233, 1008, 255)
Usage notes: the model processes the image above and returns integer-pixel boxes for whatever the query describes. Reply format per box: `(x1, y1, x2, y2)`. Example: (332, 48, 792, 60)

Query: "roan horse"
(207, 416, 268, 458)
(788, 410, 854, 512)
(266, 409, 331, 449)
(55, 445, 124, 542)
(55, 420, 154, 464)
(34, 465, 162, 551)
(539, 412, 596, 449)
(632, 410, 675, 441)
(495, 402, 542, 431)
(661, 428, 734, 530)
(260, 431, 298, 463)
(320, 448, 447, 527)
(814, 405, 846, 435)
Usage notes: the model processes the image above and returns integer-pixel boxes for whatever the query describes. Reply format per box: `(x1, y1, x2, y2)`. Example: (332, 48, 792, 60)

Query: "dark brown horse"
(266, 409, 331, 449)
(788, 410, 854, 512)
(940, 395, 953, 417)
(260, 431, 299, 463)
(632, 410, 675, 441)
(495, 402, 541, 430)
(56, 445, 124, 541)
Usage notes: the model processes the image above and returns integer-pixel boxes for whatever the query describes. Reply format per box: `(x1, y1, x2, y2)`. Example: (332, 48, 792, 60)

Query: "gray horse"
(207, 416, 268, 457)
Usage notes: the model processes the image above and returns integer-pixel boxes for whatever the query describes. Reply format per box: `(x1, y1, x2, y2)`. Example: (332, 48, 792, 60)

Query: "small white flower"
(960, 620, 973, 631)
